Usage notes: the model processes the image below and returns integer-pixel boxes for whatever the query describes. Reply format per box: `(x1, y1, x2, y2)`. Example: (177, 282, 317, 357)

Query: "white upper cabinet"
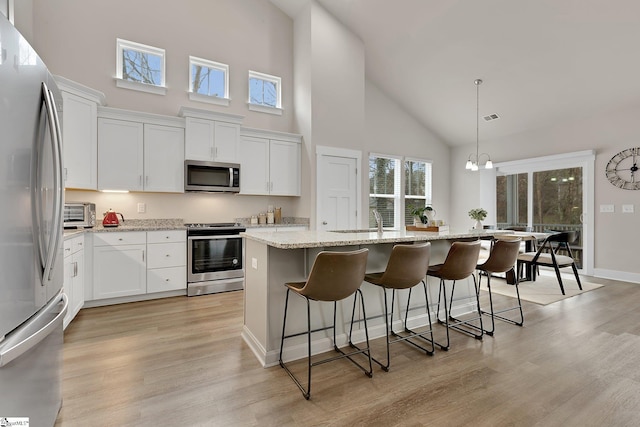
(144, 124, 185, 192)
(98, 117, 144, 191)
(238, 136, 269, 194)
(180, 107, 243, 163)
(55, 76, 105, 190)
(239, 128, 301, 196)
(97, 107, 185, 193)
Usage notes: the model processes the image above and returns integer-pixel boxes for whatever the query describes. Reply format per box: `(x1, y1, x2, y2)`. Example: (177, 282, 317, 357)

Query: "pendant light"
(465, 78, 493, 171)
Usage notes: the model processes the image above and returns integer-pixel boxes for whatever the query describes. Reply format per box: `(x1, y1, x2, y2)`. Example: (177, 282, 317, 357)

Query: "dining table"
(499, 231, 551, 284)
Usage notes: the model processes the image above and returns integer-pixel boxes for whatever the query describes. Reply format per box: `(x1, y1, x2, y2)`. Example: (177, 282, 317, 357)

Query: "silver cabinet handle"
(142, 250, 145, 262)
(73, 261, 78, 277)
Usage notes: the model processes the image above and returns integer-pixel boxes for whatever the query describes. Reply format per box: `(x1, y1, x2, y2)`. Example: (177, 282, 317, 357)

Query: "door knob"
(322, 221, 328, 225)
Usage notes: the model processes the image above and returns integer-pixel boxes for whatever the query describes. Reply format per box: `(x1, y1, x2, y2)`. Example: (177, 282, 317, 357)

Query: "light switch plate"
(622, 204, 634, 213)
(251, 258, 258, 269)
(600, 204, 614, 213)
(137, 203, 146, 213)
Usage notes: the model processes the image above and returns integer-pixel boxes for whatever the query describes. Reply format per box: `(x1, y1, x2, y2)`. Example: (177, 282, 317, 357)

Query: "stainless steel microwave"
(184, 160, 241, 193)
(63, 202, 96, 228)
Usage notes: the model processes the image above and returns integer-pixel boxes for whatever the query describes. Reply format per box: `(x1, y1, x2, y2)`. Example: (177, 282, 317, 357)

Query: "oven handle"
(188, 235, 243, 240)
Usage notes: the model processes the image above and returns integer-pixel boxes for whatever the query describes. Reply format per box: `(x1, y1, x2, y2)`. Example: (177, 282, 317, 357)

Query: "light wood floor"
(55, 276, 640, 426)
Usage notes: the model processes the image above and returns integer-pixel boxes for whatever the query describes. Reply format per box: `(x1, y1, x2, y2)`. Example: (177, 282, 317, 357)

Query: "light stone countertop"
(242, 228, 511, 249)
(64, 218, 185, 239)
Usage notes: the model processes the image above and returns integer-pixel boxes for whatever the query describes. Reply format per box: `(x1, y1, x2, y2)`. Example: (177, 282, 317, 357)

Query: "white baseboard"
(592, 268, 640, 284)
(253, 302, 478, 368)
(241, 326, 267, 367)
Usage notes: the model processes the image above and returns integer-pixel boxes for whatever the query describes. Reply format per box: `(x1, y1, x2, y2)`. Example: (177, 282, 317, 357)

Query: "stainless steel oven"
(186, 223, 245, 296)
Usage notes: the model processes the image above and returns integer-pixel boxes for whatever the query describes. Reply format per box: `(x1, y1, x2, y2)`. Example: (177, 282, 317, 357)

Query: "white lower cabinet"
(63, 235, 85, 329)
(91, 230, 186, 304)
(146, 230, 186, 293)
(93, 232, 147, 300)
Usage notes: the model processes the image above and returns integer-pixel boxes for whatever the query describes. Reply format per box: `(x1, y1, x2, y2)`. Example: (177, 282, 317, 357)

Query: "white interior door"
(316, 149, 359, 231)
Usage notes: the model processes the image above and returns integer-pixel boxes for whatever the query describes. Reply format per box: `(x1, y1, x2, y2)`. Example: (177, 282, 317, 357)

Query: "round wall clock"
(605, 147, 640, 190)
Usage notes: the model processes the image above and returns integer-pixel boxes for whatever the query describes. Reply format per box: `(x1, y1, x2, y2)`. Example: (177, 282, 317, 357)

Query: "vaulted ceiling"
(271, 0, 640, 146)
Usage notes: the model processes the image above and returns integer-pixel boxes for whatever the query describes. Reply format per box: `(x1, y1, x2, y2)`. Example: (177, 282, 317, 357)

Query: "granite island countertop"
(242, 228, 511, 249)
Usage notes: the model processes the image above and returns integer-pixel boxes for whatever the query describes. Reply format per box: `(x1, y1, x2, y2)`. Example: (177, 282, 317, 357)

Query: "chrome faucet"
(373, 209, 383, 233)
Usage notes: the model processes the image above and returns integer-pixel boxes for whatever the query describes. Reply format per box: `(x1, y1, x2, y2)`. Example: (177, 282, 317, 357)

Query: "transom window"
(369, 154, 432, 229)
(189, 56, 229, 106)
(248, 70, 282, 115)
(115, 38, 166, 95)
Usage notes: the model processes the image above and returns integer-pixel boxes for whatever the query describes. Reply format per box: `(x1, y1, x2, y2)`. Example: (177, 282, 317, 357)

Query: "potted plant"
(410, 205, 436, 226)
(468, 208, 487, 230)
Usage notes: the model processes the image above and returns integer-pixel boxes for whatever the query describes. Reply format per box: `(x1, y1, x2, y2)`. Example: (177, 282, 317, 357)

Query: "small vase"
(473, 220, 483, 230)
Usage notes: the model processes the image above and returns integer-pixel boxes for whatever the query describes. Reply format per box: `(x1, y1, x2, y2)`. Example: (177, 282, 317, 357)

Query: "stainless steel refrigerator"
(0, 14, 67, 427)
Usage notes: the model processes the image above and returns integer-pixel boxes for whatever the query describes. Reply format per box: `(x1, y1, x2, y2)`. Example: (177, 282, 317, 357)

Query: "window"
(492, 150, 595, 272)
(248, 70, 282, 115)
(188, 56, 229, 106)
(369, 155, 400, 229)
(369, 154, 432, 229)
(404, 159, 432, 224)
(116, 38, 166, 95)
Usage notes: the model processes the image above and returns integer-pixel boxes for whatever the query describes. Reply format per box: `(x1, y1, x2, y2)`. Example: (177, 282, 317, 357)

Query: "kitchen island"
(241, 228, 507, 367)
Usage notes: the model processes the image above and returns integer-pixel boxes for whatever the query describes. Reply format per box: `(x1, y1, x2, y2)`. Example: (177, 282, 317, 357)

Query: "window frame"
(404, 157, 433, 225)
(368, 154, 432, 230)
(188, 56, 230, 106)
(247, 70, 282, 115)
(369, 154, 402, 230)
(115, 38, 166, 95)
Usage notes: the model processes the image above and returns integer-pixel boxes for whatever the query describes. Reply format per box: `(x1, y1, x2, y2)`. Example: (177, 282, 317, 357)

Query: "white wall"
(31, 0, 294, 132)
(451, 102, 640, 279)
(365, 81, 451, 222)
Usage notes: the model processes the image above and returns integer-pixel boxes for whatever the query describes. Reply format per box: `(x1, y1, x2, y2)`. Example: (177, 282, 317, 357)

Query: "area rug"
(479, 274, 604, 305)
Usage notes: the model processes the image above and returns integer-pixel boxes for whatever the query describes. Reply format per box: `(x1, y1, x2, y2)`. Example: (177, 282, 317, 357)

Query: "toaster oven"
(63, 202, 96, 228)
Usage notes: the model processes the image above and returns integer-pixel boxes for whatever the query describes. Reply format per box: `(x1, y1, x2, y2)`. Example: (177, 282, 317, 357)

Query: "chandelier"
(465, 79, 493, 171)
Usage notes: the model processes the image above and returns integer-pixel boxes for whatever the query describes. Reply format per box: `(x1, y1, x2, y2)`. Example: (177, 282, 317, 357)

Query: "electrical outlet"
(137, 203, 146, 213)
(251, 258, 258, 269)
(622, 204, 634, 213)
(600, 204, 614, 213)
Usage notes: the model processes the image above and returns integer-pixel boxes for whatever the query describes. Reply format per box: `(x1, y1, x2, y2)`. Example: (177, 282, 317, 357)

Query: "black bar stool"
(426, 240, 482, 351)
(362, 242, 432, 371)
(278, 248, 371, 400)
(476, 237, 523, 335)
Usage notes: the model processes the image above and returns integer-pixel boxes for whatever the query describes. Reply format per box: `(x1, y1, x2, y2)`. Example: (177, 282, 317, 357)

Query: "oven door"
(187, 235, 244, 283)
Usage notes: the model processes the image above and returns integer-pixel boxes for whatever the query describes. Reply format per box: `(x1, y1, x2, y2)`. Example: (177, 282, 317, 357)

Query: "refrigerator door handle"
(40, 82, 63, 282)
(0, 292, 67, 367)
(47, 86, 64, 280)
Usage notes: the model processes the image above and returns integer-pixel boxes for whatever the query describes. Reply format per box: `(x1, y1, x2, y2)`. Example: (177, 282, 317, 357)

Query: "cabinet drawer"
(93, 231, 146, 246)
(64, 235, 85, 256)
(147, 242, 186, 269)
(147, 266, 186, 293)
(147, 230, 186, 244)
